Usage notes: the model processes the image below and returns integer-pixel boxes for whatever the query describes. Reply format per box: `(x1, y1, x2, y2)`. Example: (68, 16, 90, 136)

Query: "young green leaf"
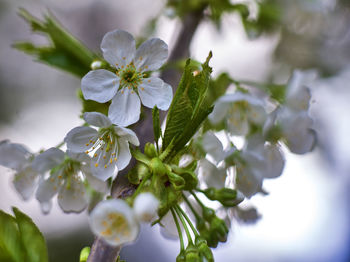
(152, 106, 162, 149)
(12, 207, 48, 262)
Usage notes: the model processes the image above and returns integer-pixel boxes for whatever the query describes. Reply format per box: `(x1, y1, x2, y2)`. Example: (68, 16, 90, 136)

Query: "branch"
(87, 10, 204, 262)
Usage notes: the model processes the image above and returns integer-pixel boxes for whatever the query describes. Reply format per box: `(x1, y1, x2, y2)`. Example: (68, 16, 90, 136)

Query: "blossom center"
(117, 63, 143, 92)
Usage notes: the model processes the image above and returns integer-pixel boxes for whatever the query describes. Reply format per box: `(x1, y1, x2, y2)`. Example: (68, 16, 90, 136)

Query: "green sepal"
(127, 163, 151, 185)
(79, 247, 90, 262)
(171, 165, 198, 191)
(185, 243, 200, 262)
(167, 172, 186, 190)
(152, 106, 162, 145)
(144, 143, 158, 158)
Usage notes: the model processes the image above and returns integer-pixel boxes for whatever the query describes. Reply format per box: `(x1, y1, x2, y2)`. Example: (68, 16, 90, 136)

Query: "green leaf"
(13, 208, 48, 262)
(0, 210, 25, 262)
(152, 106, 161, 148)
(0, 208, 48, 262)
(162, 52, 213, 161)
(14, 8, 96, 77)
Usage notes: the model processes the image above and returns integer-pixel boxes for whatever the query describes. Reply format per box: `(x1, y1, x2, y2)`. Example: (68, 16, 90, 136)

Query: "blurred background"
(0, 0, 350, 261)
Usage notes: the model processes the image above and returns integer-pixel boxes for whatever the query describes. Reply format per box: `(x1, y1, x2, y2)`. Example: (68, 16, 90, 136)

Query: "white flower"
(64, 112, 139, 181)
(159, 210, 182, 240)
(32, 148, 104, 214)
(81, 29, 173, 127)
(0, 140, 39, 200)
(89, 199, 139, 246)
(133, 192, 159, 222)
(198, 159, 227, 189)
(235, 136, 285, 198)
(209, 92, 267, 136)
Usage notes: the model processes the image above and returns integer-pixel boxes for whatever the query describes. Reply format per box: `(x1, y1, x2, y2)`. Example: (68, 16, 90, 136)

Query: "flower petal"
(83, 167, 109, 193)
(65, 126, 99, 153)
(83, 112, 112, 128)
(89, 199, 139, 246)
(227, 110, 249, 136)
(81, 69, 119, 103)
(90, 148, 116, 181)
(0, 141, 29, 170)
(35, 170, 63, 214)
(115, 139, 131, 171)
(114, 126, 140, 146)
(108, 89, 141, 127)
(13, 165, 39, 201)
(235, 164, 262, 198)
(133, 193, 159, 222)
(263, 144, 285, 179)
(32, 148, 65, 173)
(58, 176, 88, 213)
(138, 78, 172, 110)
(247, 105, 267, 125)
(208, 101, 230, 125)
(101, 30, 136, 67)
(202, 132, 225, 163)
(199, 159, 227, 189)
(134, 38, 168, 71)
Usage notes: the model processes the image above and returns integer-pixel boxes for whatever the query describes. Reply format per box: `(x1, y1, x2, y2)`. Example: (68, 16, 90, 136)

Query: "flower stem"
(171, 207, 185, 251)
(174, 205, 193, 245)
(175, 205, 199, 237)
(190, 190, 205, 209)
(182, 193, 201, 221)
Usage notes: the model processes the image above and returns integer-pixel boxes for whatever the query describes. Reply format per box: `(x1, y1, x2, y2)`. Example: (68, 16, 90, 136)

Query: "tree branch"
(87, 10, 203, 262)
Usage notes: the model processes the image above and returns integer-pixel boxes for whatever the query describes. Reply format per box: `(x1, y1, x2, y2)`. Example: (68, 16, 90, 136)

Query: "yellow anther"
(110, 159, 113, 164)
(116, 63, 119, 66)
(94, 153, 97, 157)
(141, 87, 145, 91)
(144, 65, 148, 69)
(139, 56, 143, 60)
(85, 151, 89, 154)
(148, 79, 151, 83)
(121, 90, 124, 94)
(53, 186, 57, 190)
(89, 140, 93, 143)
(128, 86, 131, 89)
(58, 175, 62, 179)
(92, 146, 95, 149)
(103, 155, 106, 159)
(131, 91, 134, 94)
(95, 163, 99, 167)
(121, 65, 124, 69)
(122, 57, 126, 60)
(114, 157, 117, 161)
(86, 143, 89, 146)
(104, 164, 107, 169)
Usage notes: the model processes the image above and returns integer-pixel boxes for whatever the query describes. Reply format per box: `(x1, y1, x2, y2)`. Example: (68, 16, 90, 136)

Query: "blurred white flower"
(133, 192, 159, 222)
(81, 29, 173, 127)
(89, 199, 139, 246)
(64, 112, 139, 181)
(0, 140, 39, 201)
(32, 148, 105, 214)
(209, 92, 267, 136)
(198, 159, 227, 189)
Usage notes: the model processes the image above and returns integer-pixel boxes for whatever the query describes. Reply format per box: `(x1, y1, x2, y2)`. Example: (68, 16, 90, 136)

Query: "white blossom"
(81, 29, 173, 127)
(65, 112, 139, 181)
(0, 140, 39, 201)
(133, 192, 159, 222)
(209, 92, 267, 136)
(32, 148, 106, 214)
(89, 199, 139, 246)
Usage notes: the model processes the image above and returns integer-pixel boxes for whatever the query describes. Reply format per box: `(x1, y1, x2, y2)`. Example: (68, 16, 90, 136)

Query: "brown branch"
(87, 10, 203, 262)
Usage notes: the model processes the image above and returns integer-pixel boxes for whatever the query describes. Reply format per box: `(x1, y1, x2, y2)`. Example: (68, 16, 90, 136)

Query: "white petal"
(199, 159, 226, 189)
(67, 151, 91, 163)
(101, 30, 136, 67)
(114, 126, 140, 146)
(65, 126, 98, 153)
(208, 101, 230, 125)
(90, 148, 116, 181)
(134, 38, 168, 71)
(235, 164, 262, 198)
(263, 144, 285, 179)
(32, 148, 65, 173)
(202, 132, 224, 163)
(13, 165, 39, 200)
(138, 78, 172, 110)
(227, 109, 249, 136)
(89, 199, 139, 246)
(83, 112, 112, 127)
(133, 193, 159, 222)
(115, 139, 131, 171)
(81, 69, 119, 103)
(159, 211, 180, 240)
(247, 105, 267, 125)
(58, 176, 88, 213)
(35, 170, 63, 213)
(286, 86, 311, 111)
(108, 89, 141, 127)
(0, 142, 29, 170)
(83, 167, 109, 193)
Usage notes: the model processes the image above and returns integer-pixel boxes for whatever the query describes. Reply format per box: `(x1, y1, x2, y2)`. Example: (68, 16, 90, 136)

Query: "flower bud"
(150, 157, 168, 176)
(144, 143, 157, 158)
(202, 207, 215, 222)
(210, 217, 228, 243)
(168, 172, 185, 190)
(195, 237, 214, 262)
(133, 192, 159, 222)
(176, 251, 186, 262)
(185, 243, 200, 262)
(202, 188, 244, 207)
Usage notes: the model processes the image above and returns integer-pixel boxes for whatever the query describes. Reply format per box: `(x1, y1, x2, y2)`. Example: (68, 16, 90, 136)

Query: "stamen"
(95, 163, 99, 167)
(141, 87, 145, 91)
(104, 164, 107, 169)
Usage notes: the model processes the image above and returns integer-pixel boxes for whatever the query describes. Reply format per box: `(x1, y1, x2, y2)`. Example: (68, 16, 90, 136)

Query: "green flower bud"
(176, 251, 186, 262)
(196, 237, 214, 262)
(210, 217, 228, 243)
(185, 243, 200, 262)
(150, 157, 168, 176)
(202, 207, 215, 222)
(168, 172, 185, 190)
(203, 188, 244, 207)
(144, 142, 158, 158)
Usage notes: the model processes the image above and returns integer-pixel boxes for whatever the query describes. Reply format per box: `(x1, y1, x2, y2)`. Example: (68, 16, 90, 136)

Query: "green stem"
(174, 205, 193, 245)
(175, 205, 199, 237)
(190, 190, 205, 209)
(132, 173, 151, 200)
(171, 208, 185, 251)
(55, 141, 65, 149)
(182, 193, 201, 221)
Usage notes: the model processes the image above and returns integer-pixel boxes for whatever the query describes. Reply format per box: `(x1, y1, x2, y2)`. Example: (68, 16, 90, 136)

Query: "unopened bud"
(185, 243, 200, 262)
(144, 143, 157, 158)
(150, 157, 168, 176)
